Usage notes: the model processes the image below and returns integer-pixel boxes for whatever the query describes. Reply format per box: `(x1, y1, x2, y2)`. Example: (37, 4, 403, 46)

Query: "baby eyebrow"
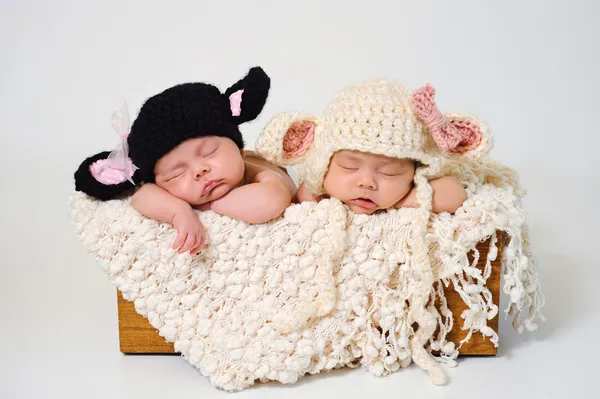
(338, 154, 362, 163)
(380, 159, 408, 167)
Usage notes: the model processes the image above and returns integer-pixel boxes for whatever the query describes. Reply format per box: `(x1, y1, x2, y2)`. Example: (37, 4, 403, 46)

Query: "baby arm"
(207, 172, 292, 224)
(395, 176, 467, 214)
(131, 183, 206, 254)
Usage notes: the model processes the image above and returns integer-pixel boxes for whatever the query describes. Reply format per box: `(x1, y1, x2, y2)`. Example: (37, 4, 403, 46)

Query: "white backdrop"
(1, 1, 599, 398)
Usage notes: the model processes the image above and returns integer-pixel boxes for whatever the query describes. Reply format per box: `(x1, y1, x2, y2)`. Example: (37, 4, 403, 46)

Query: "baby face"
(154, 136, 245, 206)
(323, 150, 415, 214)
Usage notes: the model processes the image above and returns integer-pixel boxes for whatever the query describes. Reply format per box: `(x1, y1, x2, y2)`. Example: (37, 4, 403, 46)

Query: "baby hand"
(171, 206, 206, 255)
(296, 184, 322, 203)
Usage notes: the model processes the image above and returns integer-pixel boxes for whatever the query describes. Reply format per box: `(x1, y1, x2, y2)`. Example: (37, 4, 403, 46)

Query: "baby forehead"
(155, 136, 225, 170)
(332, 150, 413, 165)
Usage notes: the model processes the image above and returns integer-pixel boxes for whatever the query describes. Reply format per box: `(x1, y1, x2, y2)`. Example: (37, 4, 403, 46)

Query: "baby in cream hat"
(256, 78, 490, 214)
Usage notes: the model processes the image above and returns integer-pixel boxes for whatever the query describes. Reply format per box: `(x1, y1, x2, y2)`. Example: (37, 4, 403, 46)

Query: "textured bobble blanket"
(69, 159, 544, 391)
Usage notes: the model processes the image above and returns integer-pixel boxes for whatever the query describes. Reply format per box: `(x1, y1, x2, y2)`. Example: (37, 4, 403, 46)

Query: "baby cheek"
(221, 159, 243, 182)
(325, 174, 350, 199)
(155, 179, 171, 194)
(397, 180, 413, 199)
(168, 179, 195, 202)
(379, 180, 407, 204)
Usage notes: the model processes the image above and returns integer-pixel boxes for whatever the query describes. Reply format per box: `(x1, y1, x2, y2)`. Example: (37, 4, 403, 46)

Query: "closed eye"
(166, 169, 186, 181)
(339, 165, 358, 171)
(379, 172, 400, 176)
(199, 143, 219, 157)
(205, 145, 219, 157)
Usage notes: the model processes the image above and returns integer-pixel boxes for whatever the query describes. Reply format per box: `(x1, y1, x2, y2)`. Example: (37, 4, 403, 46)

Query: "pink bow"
(90, 102, 138, 185)
(412, 84, 462, 151)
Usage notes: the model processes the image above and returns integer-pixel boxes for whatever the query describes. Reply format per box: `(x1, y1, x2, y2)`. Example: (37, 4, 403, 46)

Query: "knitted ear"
(283, 120, 316, 159)
(74, 151, 141, 200)
(444, 112, 492, 159)
(224, 66, 271, 124)
(255, 112, 320, 166)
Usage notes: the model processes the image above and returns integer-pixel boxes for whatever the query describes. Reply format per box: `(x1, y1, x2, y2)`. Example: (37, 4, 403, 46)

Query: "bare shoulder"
(243, 152, 298, 197)
(247, 167, 282, 183)
(242, 159, 279, 183)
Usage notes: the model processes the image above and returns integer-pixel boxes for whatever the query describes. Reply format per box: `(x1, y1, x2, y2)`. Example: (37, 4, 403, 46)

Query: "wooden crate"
(441, 235, 502, 355)
(117, 236, 502, 355)
(117, 291, 176, 354)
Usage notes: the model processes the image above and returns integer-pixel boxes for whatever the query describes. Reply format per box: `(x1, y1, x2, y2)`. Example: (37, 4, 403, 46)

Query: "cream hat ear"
(412, 84, 492, 160)
(255, 112, 321, 166)
(443, 112, 492, 160)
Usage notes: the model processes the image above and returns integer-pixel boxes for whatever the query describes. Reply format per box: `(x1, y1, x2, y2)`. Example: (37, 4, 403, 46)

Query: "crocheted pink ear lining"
(412, 84, 481, 153)
(229, 89, 244, 117)
(283, 121, 315, 159)
(448, 119, 482, 153)
(90, 157, 136, 184)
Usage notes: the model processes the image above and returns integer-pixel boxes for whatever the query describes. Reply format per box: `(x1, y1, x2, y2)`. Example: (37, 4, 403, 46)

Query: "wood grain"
(440, 234, 502, 355)
(117, 292, 175, 353)
(117, 235, 503, 355)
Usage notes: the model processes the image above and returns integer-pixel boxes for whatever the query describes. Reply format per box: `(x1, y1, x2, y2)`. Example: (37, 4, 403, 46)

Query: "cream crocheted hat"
(257, 78, 492, 197)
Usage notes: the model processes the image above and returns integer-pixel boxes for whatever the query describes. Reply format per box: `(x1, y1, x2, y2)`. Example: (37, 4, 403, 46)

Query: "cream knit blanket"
(69, 160, 544, 391)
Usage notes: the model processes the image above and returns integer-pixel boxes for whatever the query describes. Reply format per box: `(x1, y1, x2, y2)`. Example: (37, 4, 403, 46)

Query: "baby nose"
(194, 163, 210, 180)
(357, 174, 377, 190)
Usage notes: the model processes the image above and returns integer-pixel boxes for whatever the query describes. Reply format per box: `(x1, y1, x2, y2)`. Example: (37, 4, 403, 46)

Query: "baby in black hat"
(74, 67, 296, 254)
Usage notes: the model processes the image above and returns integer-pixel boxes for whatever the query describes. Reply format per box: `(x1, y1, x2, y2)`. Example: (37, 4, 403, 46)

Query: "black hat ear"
(74, 151, 141, 201)
(224, 66, 271, 125)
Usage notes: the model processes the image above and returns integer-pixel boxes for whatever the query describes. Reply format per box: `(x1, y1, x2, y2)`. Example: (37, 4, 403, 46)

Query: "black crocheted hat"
(74, 67, 270, 200)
